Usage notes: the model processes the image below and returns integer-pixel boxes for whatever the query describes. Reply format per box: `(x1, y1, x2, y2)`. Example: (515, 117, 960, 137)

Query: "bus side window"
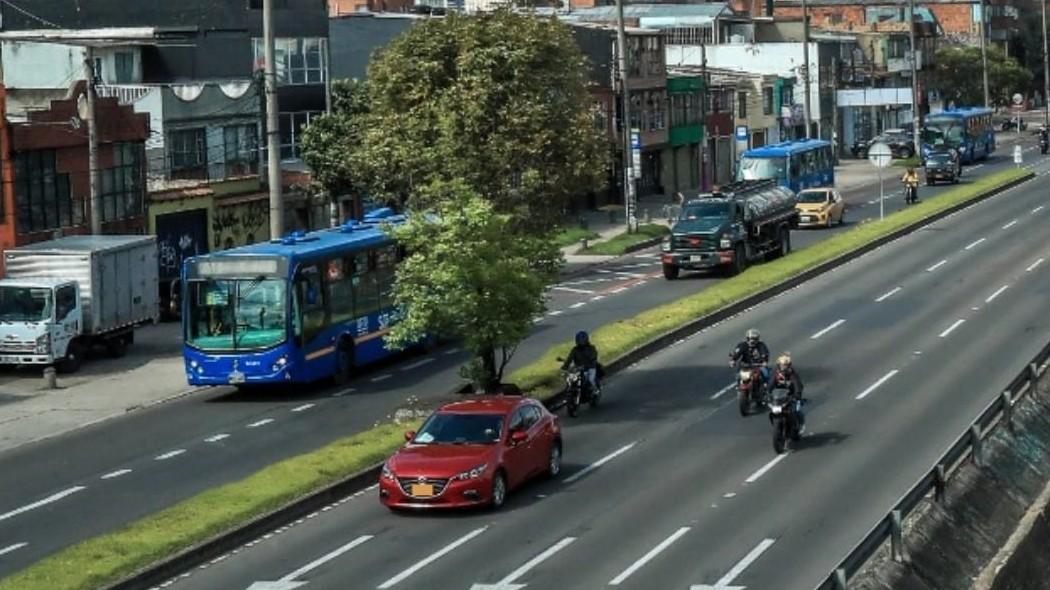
(328, 257, 355, 324)
(789, 156, 800, 182)
(296, 265, 326, 344)
(352, 250, 380, 318)
(376, 245, 398, 310)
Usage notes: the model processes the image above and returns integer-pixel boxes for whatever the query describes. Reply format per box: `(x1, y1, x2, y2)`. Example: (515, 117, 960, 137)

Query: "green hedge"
(509, 167, 1031, 400)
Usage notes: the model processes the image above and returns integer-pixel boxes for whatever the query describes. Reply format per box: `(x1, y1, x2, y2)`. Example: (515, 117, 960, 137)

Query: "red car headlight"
(453, 463, 488, 481)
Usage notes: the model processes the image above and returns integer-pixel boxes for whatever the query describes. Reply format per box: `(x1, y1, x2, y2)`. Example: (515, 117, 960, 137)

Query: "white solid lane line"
(875, 286, 902, 302)
(570, 302, 587, 309)
(551, 286, 594, 295)
(563, 442, 638, 485)
(247, 418, 275, 428)
(377, 528, 487, 589)
(985, 285, 1010, 303)
(291, 403, 315, 413)
(699, 538, 777, 589)
(100, 469, 133, 480)
(609, 527, 691, 586)
(155, 449, 186, 461)
(371, 374, 392, 383)
(400, 357, 435, 371)
(547, 310, 564, 317)
(810, 319, 845, 340)
(1027, 258, 1045, 272)
(0, 543, 27, 557)
(856, 369, 900, 400)
(281, 535, 373, 583)
(964, 237, 987, 250)
(591, 295, 606, 302)
(1002, 219, 1018, 229)
(492, 537, 577, 587)
(744, 453, 790, 484)
(939, 319, 966, 338)
(1034, 205, 1045, 214)
(0, 486, 86, 523)
(926, 259, 948, 272)
(204, 434, 230, 443)
(710, 383, 736, 400)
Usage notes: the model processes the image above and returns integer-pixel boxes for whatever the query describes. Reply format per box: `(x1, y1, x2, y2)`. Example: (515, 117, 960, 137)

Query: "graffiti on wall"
(211, 199, 268, 250)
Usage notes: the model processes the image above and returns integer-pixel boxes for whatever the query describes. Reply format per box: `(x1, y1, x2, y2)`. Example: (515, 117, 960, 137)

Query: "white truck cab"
(0, 278, 83, 369)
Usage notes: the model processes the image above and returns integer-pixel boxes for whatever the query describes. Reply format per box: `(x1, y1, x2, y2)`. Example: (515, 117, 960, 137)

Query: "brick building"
(1, 81, 150, 254)
(329, 0, 415, 15)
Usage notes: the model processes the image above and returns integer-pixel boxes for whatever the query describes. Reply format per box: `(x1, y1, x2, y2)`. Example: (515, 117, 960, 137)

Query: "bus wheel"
(332, 340, 354, 386)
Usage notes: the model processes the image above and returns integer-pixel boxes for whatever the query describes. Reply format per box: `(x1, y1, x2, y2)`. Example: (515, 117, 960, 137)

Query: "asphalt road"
(153, 151, 1050, 590)
(0, 137, 1043, 577)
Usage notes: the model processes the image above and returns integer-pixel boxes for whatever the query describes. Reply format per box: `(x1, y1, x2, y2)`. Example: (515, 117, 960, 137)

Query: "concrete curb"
(109, 170, 1033, 590)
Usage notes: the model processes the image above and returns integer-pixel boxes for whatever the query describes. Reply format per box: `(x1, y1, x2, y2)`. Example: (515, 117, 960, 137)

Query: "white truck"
(0, 235, 159, 373)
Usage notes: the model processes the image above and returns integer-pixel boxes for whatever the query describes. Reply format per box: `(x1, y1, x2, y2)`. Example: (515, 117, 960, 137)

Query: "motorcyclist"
(562, 331, 600, 396)
(729, 328, 771, 395)
(772, 353, 806, 434)
(901, 167, 919, 204)
(1040, 127, 1049, 153)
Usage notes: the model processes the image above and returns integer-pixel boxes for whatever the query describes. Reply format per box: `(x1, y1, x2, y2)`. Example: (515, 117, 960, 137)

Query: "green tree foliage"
(384, 181, 560, 390)
(354, 10, 609, 233)
(933, 45, 1033, 108)
(300, 79, 370, 201)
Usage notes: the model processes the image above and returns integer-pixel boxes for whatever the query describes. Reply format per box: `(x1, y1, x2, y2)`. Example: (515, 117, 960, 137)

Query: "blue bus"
(922, 107, 995, 164)
(181, 208, 407, 387)
(736, 139, 835, 193)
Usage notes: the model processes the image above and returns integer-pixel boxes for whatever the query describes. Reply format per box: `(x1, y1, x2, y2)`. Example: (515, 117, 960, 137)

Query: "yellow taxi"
(795, 188, 845, 228)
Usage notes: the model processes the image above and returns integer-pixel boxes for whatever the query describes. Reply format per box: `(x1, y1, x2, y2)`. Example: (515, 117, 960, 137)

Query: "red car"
(379, 396, 562, 510)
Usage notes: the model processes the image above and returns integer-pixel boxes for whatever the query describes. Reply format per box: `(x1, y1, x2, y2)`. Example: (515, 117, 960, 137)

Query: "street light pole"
(263, 0, 284, 239)
(801, 0, 813, 138)
(1042, 0, 1049, 126)
(979, 0, 990, 107)
(615, 0, 634, 231)
(908, 0, 921, 160)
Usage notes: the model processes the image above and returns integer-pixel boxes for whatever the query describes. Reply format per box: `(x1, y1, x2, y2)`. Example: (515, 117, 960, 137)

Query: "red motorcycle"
(734, 362, 768, 416)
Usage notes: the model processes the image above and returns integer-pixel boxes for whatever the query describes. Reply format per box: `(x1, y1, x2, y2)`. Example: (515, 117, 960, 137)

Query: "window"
(169, 128, 207, 180)
(763, 87, 774, 115)
(13, 150, 73, 233)
(522, 405, 541, 429)
(350, 250, 379, 317)
(114, 52, 134, 83)
(295, 264, 326, 344)
(252, 38, 327, 86)
(100, 143, 143, 223)
(223, 124, 259, 177)
(645, 90, 666, 131)
(629, 93, 643, 131)
(375, 245, 399, 310)
(278, 111, 322, 160)
(671, 94, 687, 127)
(737, 91, 748, 119)
(55, 285, 77, 321)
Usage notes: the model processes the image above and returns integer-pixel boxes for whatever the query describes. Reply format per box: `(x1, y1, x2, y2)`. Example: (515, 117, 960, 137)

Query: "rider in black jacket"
(562, 331, 600, 394)
(729, 328, 771, 393)
(772, 353, 806, 433)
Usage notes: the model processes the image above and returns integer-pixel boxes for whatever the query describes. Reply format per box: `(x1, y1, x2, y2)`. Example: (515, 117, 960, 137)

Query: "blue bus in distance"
(181, 208, 407, 387)
(736, 139, 835, 193)
(922, 107, 995, 164)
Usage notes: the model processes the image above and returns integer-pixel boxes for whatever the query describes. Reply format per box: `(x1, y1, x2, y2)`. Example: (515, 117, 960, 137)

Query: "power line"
(0, 0, 61, 29)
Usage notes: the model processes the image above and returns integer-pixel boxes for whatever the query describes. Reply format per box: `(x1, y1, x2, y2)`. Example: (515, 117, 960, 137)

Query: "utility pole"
(263, 0, 284, 239)
(615, 0, 634, 232)
(84, 46, 101, 235)
(1042, 0, 1049, 126)
(801, 0, 812, 138)
(979, 0, 990, 108)
(908, 0, 922, 160)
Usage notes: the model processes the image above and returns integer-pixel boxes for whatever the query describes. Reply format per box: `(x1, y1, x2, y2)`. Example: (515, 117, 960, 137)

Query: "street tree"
(353, 10, 608, 234)
(384, 180, 560, 391)
(933, 45, 1033, 108)
(300, 79, 370, 209)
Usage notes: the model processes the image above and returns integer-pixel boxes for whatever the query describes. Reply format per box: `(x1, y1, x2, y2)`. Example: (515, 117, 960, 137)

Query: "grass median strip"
(0, 420, 420, 590)
(510, 167, 1031, 400)
(578, 224, 670, 256)
(553, 226, 601, 248)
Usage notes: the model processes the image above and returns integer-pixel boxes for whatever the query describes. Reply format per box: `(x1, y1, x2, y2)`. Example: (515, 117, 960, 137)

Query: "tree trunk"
(480, 346, 499, 393)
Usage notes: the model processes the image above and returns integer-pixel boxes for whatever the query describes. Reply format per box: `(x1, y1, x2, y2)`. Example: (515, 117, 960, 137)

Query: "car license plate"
(689, 255, 704, 262)
(410, 483, 434, 497)
(228, 371, 246, 384)
(0, 356, 19, 363)
(802, 216, 812, 222)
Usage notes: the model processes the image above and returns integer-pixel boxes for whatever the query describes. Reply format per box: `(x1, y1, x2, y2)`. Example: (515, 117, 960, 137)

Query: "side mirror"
(510, 430, 528, 444)
(404, 431, 415, 442)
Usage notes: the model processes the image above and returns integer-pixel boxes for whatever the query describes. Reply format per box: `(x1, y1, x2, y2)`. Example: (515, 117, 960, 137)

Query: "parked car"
(924, 150, 960, 185)
(853, 129, 916, 160)
(795, 188, 846, 228)
(380, 396, 562, 510)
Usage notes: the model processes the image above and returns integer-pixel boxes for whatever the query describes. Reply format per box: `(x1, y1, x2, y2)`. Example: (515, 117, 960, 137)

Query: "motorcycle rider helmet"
(575, 331, 589, 346)
(746, 328, 760, 343)
(777, 353, 792, 370)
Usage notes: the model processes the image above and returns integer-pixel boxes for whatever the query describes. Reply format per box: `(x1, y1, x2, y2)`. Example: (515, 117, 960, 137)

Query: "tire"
(332, 339, 354, 386)
(729, 244, 747, 276)
(489, 471, 508, 510)
(926, 180, 933, 187)
(738, 388, 750, 417)
(825, 216, 833, 229)
(105, 335, 128, 358)
(662, 263, 679, 280)
(839, 210, 846, 226)
(566, 388, 579, 418)
(546, 441, 562, 478)
(903, 147, 914, 159)
(58, 340, 84, 374)
(773, 420, 787, 454)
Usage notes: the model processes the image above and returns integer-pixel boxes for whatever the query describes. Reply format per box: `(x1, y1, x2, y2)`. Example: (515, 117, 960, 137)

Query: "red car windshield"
(413, 413, 504, 445)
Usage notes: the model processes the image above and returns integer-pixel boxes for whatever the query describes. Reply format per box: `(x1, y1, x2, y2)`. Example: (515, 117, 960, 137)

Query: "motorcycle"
(735, 362, 768, 416)
(768, 387, 804, 454)
(904, 182, 919, 205)
(561, 367, 600, 417)
(1040, 136, 1048, 155)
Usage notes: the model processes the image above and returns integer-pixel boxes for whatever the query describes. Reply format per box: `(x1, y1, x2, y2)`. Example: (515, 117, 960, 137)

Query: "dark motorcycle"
(904, 183, 919, 205)
(735, 363, 768, 416)
(768, 387, 804, 454)
(1040, 136, 1048, 155)
(561, 367, 600, 417)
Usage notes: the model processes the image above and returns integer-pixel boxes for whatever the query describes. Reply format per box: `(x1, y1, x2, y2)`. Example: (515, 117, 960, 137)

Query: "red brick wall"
(329, 0, 413, 15)
(929, 5, 972, 35)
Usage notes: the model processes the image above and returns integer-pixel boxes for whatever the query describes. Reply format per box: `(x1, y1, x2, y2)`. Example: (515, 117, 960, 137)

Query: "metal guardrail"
(816, 337, 1050, 590)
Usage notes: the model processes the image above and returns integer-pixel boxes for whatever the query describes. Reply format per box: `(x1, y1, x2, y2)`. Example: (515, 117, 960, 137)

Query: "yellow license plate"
(410, 484, 435, 497)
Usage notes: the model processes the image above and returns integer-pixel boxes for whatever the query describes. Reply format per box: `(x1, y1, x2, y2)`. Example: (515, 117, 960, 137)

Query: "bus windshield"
(925, 119, 965, 146)
(737, 156, 787, 182)
(186, 277, 287, 351)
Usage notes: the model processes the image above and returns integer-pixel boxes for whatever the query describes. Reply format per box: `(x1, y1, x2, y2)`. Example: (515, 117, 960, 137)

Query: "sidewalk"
(560, 194, 676, 273)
